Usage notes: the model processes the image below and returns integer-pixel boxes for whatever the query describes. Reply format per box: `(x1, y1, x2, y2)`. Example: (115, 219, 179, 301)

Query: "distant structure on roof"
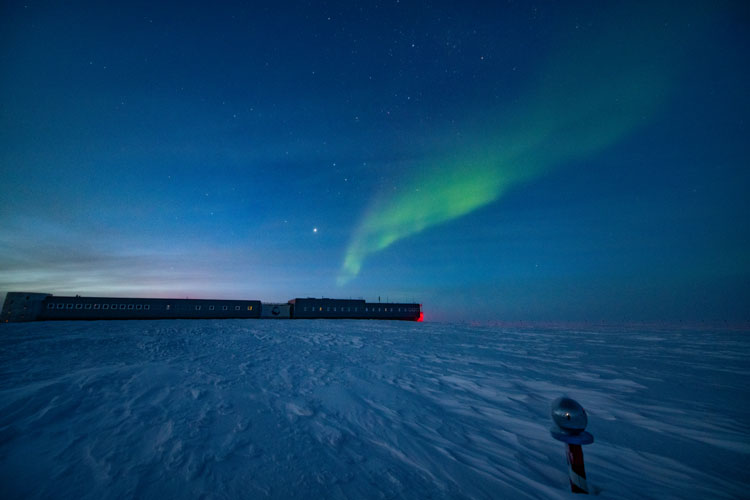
(1, 292, 423, 323)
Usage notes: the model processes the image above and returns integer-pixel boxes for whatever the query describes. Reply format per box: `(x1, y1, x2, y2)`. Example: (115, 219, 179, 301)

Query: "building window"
(222, 305, 228, 311)
(195, 305, 202, 311)
(145, 305, 150, 310)
(75, 304, 82, 309)
(355, 307, 358, 312)
(127, 304, 134, 310)
(333, 307, 337, 312)
(94, 304, 101, 309)
(103, 304, 109, 310)
(166, 304, 171, 311)
(47, 303, 54, 309)
(304, 307, 307, 312)
(319, 307, 323, 311)
(209, 305, 215, 311)
(247, 305, 253, 311)
(235, 306, 240, 310)
(85, 304, 92, 310)
(136, 304, 142, 310)
(66, 304, 73, 309)
(120, 305, 126, 310)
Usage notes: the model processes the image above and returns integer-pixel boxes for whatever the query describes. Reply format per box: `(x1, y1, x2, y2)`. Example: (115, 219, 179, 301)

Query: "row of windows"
(47, 303, 254, 312)
(303, 306, 360, 313)
(44, 302, 411, 314)
(48, 303, 153, 311)
(193, 305, 253, 311)
(301, 306, 418, 313)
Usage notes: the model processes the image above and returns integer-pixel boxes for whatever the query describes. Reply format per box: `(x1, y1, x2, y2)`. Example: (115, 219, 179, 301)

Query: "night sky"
(1, 1, 748, 323)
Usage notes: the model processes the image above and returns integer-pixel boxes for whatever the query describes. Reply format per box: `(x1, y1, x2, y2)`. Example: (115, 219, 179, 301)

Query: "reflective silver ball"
(551, 397, 588, 434)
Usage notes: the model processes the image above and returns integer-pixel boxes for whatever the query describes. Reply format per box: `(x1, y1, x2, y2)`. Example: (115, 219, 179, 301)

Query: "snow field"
(0, 321, 748, 499)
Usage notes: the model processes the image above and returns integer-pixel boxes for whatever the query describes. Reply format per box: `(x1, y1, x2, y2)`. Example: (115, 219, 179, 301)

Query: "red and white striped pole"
(550, 397, 594, 494)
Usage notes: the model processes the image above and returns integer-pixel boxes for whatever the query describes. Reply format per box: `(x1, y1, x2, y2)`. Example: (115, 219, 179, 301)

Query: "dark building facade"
(1, 293, 261, 322)
(288, 298, 422, 321)
(2, 292, 422, 322)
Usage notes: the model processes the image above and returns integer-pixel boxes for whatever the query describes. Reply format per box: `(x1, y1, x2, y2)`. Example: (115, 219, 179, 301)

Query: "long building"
(288, 298, 421, 320)
(1, 292, 423, 322)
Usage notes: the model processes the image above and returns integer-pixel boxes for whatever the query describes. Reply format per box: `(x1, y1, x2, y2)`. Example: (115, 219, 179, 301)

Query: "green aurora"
(338, 18, 672, 286)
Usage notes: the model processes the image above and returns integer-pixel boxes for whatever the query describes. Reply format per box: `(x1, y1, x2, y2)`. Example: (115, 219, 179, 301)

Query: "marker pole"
(550, 397, 594, 495)
(566, 443, 588, 494)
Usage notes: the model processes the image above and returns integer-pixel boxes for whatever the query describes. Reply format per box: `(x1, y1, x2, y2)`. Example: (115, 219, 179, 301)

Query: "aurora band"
(337, 14, 672, 286)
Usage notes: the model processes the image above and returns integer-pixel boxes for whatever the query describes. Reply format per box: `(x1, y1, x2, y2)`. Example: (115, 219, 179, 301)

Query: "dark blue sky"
(1, 1, 748, 322)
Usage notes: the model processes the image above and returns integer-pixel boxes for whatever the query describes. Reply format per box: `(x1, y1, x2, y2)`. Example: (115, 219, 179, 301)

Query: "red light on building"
(416, 311, 424, 322)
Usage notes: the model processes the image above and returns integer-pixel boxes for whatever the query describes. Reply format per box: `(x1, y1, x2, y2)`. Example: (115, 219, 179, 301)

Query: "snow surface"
(0, 320, 748, 499)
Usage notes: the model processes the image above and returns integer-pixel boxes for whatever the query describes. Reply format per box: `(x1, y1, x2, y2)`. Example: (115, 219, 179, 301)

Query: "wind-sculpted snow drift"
(0, 321, 748, 499)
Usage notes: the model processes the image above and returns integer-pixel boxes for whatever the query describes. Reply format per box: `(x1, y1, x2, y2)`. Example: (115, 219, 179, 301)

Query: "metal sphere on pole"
(550, 397, 594, 494)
